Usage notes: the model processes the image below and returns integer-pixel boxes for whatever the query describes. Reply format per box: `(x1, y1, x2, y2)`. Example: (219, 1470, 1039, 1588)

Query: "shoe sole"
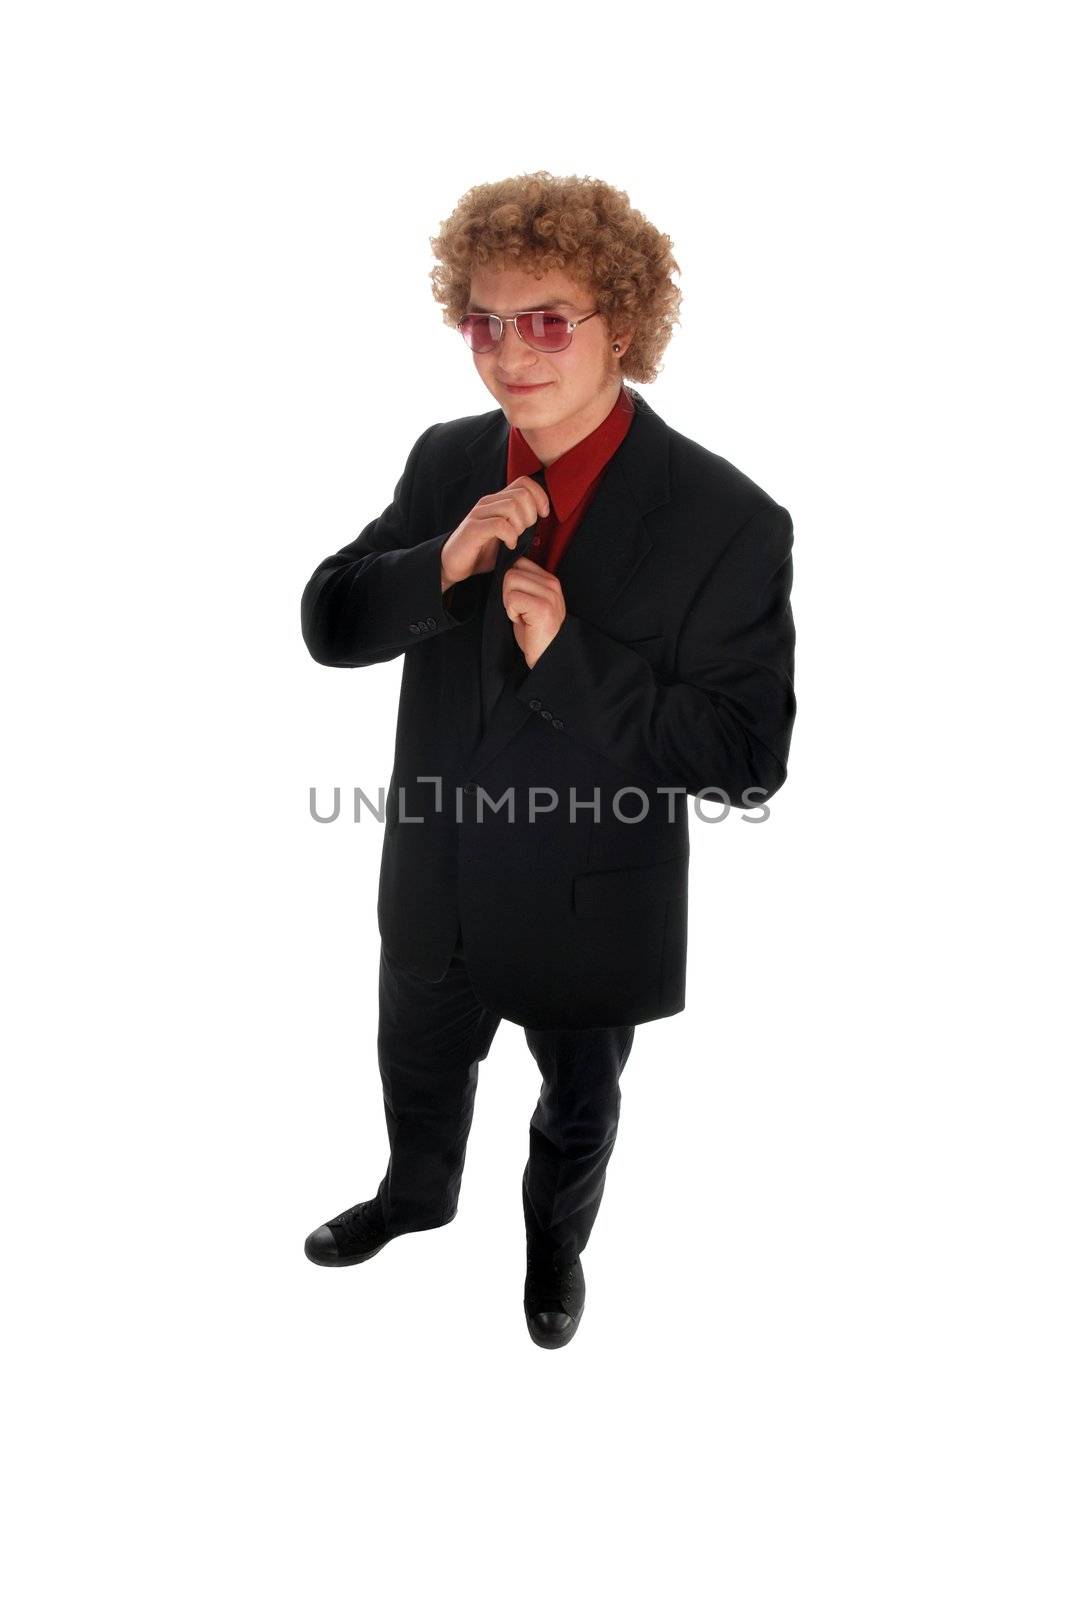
(304, 1238, 389, 1267)
(525, 1305, 584, 1349)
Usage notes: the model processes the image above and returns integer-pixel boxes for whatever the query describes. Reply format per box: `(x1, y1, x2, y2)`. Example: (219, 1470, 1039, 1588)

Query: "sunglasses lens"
(518, 312, 570, 351)
(459, 314, 496, 352)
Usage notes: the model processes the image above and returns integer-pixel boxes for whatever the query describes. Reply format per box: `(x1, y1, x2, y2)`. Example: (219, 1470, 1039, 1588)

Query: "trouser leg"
(521, 1022, 636, 1263)
(374, 935, 501, 1235)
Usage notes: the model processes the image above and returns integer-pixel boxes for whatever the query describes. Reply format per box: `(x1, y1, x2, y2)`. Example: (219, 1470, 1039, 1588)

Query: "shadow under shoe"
(524, 1245, 586, 1349)
(305, 1194, 391, 1267)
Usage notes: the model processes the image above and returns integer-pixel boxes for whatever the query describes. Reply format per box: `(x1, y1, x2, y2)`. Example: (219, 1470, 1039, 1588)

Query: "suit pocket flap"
(572, 854, 689, 918)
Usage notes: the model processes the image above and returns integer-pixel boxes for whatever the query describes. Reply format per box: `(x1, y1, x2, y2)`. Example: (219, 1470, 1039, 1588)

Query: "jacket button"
(528, 698, 542, 710)
(463, 781, 477, 795)
(540, 709, 552, 720)
(552, 718, 564, 730)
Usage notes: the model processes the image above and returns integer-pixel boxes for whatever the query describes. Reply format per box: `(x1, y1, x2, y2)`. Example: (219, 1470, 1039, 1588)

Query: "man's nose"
(497, 320, 539, 373)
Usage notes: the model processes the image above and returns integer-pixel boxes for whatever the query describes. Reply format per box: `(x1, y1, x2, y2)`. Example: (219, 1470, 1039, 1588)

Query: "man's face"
(465, 265, 630, 446)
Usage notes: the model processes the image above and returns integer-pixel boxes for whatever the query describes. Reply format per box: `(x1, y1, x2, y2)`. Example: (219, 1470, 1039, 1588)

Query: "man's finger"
(505, 560, 560, 592)
(510, 556, 558, 578)
(503, 573, 555, 602)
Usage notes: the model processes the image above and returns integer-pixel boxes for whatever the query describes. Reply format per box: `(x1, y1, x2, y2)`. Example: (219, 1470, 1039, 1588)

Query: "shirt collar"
(506, 383, 635, 522)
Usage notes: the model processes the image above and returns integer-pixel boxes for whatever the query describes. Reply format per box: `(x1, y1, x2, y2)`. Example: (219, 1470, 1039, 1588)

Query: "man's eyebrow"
(467, 299, 575, 314)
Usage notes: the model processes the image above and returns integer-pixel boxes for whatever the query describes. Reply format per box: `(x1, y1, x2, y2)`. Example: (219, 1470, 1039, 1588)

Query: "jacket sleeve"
(300, 423, 485, 667)
(513, 502, 796, 805)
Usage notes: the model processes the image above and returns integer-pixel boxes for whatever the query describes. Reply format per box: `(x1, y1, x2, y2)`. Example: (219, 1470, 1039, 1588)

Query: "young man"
(300, 173, 796, 1348)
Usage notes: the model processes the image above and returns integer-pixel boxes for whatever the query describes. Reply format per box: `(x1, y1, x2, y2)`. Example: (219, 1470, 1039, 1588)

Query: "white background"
(3, 3, 1067, 1595)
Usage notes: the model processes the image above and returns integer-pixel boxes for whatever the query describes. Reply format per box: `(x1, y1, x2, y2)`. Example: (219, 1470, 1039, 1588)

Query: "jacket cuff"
(441, 565, 487, 625)
(385, 532, 479, 647)
(512, 613, 644, 741)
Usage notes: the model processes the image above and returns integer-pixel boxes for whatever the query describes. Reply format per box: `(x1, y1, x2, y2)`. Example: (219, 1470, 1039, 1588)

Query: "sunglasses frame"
(457, 307, 601, 353)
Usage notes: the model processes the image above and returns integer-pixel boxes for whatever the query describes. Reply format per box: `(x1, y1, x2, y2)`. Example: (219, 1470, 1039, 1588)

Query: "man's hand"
(502, 557, 567, 669)
(440, 475, 551, 590)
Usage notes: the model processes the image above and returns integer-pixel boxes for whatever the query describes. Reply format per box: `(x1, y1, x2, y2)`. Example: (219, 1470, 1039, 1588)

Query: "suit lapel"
(435, 388, 671, 777)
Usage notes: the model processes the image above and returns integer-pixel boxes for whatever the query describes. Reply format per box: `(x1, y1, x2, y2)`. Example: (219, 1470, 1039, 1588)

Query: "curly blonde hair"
(428, 171, 682, 384)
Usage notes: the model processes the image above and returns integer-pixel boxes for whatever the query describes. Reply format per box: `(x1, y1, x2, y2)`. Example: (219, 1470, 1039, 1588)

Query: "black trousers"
(373, 931, 635, 1265)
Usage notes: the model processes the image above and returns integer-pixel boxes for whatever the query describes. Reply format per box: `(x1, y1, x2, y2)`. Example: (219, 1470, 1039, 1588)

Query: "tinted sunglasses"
(457, 308, 601, 354)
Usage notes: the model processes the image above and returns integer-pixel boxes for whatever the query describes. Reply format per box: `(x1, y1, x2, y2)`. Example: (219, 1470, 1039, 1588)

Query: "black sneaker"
(524, 1245, 586, 1348)
(305, 1195, 390, 1267)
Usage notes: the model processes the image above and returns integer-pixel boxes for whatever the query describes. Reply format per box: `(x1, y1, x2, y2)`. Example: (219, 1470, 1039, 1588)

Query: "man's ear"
(610, 326, 634, 359)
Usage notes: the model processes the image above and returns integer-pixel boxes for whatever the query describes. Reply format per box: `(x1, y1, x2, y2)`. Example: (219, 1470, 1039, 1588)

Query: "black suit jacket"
(301, 385, 795, 1028)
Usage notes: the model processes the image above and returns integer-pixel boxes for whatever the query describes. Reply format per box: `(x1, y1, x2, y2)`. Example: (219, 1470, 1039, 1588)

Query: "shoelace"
(327, 1199, 385, 1251)
(525, 1251, 583, 1315)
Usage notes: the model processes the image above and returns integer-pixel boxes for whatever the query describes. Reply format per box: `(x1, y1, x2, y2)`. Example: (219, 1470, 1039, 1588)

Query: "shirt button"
(540, 709, 552, 720)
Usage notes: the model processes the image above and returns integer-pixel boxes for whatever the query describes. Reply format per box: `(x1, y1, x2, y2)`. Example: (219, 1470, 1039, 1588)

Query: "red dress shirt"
(505, 383, 635, 574)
